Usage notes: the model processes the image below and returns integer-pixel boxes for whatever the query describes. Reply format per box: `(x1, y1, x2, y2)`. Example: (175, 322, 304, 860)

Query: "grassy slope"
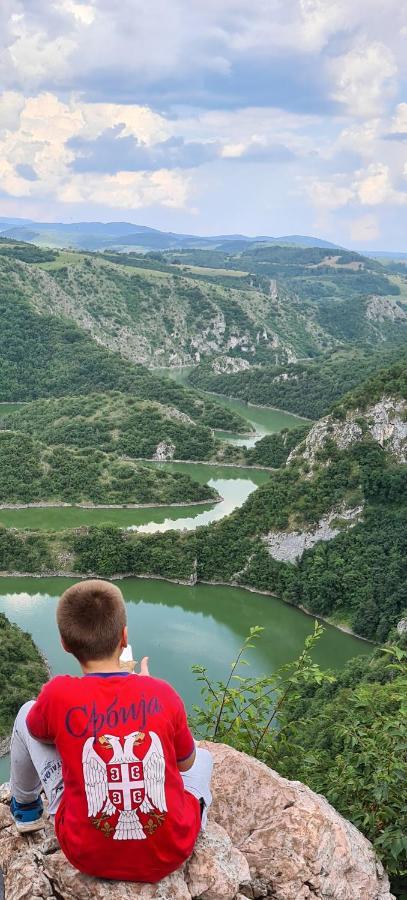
(32, 253, 326, 363)
(5, 240, 406, 376)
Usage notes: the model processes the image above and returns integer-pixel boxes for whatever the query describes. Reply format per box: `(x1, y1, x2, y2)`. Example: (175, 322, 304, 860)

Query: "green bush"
(0, 613, 48, 738)
(191, 628, 407, 890)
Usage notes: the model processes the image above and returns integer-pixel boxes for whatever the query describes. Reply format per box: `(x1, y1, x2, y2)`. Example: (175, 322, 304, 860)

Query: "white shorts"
(181, 745, 213, 828)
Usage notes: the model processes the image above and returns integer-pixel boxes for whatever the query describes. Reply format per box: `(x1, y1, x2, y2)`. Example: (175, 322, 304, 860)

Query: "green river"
(0, 388, 370, 781)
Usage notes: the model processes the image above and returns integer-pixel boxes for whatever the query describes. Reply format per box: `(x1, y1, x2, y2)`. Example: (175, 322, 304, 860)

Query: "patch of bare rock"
(212, 357, 252, 375)
(0, 743, 393, 899)
(264, 505, 363, 563)
(365, 296, 407, 323)
(153, 441, 176, 461)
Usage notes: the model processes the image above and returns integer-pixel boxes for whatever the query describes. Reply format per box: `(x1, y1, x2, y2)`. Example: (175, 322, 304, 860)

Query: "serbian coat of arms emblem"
(82, 730, 167, 840)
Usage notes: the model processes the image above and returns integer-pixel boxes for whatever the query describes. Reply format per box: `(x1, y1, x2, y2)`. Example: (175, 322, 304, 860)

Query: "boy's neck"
(81, 656, 122, 675)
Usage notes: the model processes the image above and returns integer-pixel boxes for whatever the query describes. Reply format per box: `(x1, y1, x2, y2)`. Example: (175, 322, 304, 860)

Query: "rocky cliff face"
(288, 396, 407, 468)
(0, 743, 393, 900)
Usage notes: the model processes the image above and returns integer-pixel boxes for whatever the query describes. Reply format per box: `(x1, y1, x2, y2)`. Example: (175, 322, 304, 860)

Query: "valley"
(0, 233, 405, 889)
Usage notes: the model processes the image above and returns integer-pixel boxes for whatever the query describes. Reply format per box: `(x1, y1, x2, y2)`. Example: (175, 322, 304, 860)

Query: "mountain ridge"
(0, 217, 343, 251)
(1, 239, 405, 371)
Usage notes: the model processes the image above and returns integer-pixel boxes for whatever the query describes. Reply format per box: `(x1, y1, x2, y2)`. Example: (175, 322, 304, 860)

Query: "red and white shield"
(107, 762, 145, 812)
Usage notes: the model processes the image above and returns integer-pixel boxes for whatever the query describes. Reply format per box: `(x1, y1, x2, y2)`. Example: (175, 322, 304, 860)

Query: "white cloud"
(0, 91, 25, 133)
(0, 158, 33, 197)
(349, 214, 380, 242)
(337, 120, 381, 159)
(304, 178, 354, 210)
(303, 162, 407, 214)
(78, 104, 169, 144)
(6, 16, 75, 86)
(59, 1, 95, 25)
(330, 42, 397, 117)
(0, 92, 171, 193)
(59, 169, 190, 208)
(388, 102, 407, 135)
(0, 91, 189, 209)
(353, 163, 407, 206)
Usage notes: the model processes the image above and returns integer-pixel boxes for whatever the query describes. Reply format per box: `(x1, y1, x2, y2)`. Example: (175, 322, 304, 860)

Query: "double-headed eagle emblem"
(82, 730, 167, 840)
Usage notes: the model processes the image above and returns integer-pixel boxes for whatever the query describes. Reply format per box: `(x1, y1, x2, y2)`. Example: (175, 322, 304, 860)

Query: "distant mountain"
(0, 217, 342, 252)
(0, 216, 34, 226)
(364, 250, 407, 262)
(266, 234, 342, 249)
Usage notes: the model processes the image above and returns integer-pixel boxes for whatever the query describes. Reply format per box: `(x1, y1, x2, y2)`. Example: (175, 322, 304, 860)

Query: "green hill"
(50, 363, 404, 643)
(0, 430, 217, 505)
(1, 365, 405, 643)
(3, 392, 220, 462)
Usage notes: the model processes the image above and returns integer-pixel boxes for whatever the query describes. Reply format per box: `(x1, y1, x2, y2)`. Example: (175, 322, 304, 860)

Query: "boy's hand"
(137, 656, 150, 676)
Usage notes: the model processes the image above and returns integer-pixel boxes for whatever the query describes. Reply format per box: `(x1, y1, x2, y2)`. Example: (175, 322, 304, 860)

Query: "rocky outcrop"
(289, 396, 407, 468)
(212, 357, 252, 375)
(153, 441, 176, 461)
(0, 742, 394, 899)
(366, 295, 407, 323)
(368, 399, 407, 460)
(264, 505, 363, 562)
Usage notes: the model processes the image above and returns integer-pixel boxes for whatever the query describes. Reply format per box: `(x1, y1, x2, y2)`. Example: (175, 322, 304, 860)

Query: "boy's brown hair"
(57, 579, 127, 663)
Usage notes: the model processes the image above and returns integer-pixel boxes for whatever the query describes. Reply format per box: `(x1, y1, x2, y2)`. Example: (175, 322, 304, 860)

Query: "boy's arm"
(173, 695, 196, 772)
(178, 748, 196, 772)
(26, 681, 57, 743)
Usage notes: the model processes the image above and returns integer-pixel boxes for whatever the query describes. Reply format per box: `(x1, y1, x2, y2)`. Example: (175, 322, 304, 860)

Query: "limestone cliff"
(0, 743, 394, 899)
(288, 396, 407, 469)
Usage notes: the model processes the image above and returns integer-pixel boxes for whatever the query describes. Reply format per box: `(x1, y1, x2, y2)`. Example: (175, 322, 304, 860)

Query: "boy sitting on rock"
(9, 579, 213, 882)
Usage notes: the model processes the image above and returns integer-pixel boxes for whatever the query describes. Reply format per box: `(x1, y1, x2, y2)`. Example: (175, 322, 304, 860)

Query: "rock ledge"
(0, 742, 394, 900)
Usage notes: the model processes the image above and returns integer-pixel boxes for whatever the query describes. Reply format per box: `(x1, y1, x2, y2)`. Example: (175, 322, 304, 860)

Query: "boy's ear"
(60, 636, 71, 654)
(120, 625, 128, 650)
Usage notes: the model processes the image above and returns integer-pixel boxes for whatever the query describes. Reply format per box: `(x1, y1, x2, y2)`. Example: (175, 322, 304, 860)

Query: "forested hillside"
(274, 634, 407, 887)
(188, 346, 406, 419)
(0, 256, 248, 437)
(1, 239, 406, 374)
(190, 364, 407, 641)
(0, 614, 48, 740)
(4, 393, 223, 462)
(0, 430, 217, 505)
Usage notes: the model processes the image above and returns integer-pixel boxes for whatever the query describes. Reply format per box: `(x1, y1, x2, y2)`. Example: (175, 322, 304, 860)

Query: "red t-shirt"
(27, 673, 200, 882)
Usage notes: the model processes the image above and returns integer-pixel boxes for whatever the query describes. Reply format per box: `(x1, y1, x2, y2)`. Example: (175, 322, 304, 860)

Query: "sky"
(0, 0, 406, 249)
